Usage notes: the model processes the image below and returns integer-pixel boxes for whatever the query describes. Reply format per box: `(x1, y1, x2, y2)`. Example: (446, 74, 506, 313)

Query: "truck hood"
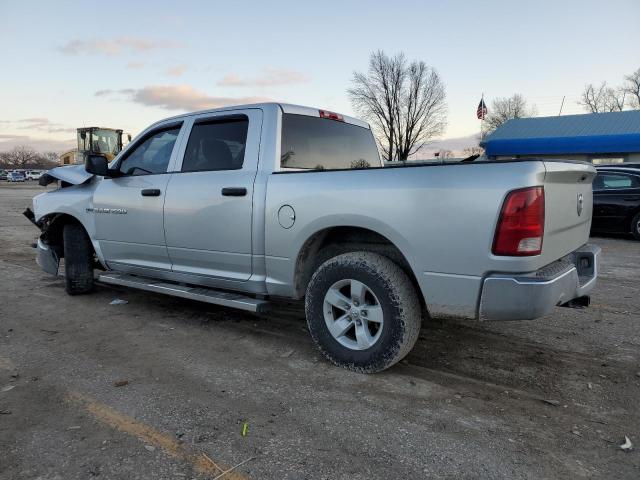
(39, 164, 93, 186)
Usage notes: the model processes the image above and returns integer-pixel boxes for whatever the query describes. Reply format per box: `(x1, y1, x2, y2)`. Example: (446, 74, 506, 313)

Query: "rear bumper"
(478, 244, 600, 321)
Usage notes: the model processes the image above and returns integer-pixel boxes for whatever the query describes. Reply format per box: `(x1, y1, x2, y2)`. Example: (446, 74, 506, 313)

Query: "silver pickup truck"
(27, 102, 600, 372)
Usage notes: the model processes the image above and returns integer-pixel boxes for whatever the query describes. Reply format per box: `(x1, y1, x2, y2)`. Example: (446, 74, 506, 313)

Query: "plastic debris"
(110, 299, 129, 305)
(241, 422, 249, 437)
(114, 380, 129, 387)
(620, 436, 633, 451)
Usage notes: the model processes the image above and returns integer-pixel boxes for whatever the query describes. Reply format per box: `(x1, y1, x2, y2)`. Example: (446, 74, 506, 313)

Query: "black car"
(592, 166, 640, 240)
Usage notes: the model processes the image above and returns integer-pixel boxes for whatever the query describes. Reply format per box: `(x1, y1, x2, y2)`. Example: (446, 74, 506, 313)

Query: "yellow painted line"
(66, 391, 248, 479)
(0, 356, 16, 371)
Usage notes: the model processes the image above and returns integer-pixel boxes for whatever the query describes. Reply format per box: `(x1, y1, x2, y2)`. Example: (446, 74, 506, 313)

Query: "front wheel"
(305, 252, 422, 373)
(63, 223, 94, 295)
(632, 213, 640, 241)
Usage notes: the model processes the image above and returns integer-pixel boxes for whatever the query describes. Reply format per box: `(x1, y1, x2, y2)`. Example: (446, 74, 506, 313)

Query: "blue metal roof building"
(481, 110, 640, 163)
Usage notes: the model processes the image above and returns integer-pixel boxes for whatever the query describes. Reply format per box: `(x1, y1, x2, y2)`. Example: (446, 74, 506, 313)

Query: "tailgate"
(542, 160, 596, 263)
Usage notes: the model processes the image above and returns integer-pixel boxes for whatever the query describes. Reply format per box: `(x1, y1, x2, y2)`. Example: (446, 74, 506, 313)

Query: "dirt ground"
(0, 182, 638, 479)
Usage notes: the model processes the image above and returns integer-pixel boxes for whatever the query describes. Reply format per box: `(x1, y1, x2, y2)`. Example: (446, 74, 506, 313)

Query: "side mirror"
(85, 154, 110, 176)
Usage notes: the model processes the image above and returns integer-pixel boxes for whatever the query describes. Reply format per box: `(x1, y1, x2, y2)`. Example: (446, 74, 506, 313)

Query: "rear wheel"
(63, 223, 94, 295)
(632, 213, 640, 241)
(305, 252, 422, 373)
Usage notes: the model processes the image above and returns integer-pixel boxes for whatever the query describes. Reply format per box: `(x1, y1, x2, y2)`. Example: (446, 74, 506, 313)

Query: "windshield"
(91, 129, 121, 155)
(280, 114, 381, 170)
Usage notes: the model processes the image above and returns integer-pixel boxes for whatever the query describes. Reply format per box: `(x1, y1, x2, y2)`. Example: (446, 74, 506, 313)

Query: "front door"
(92, 122, 184, 271)
(163, 109, 262, 281)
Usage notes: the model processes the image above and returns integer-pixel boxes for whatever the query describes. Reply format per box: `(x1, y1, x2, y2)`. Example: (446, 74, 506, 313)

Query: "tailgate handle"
(222, 187, 247, 197)
(141, 188, 161, 197)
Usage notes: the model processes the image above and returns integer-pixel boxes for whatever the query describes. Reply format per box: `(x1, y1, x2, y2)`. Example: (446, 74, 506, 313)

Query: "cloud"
(59, 37, 184, 56)
(166, 65, 188, 77)
(217, 68, 308, 87)
(96, 85, 270, 111)
(0, 118, 76, 134)
(0, 134, 75, 153)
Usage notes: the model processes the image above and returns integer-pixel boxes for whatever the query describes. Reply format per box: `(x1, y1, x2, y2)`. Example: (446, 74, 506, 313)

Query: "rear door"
(163, 108, 262, 281)
(592, 171, 640, 232)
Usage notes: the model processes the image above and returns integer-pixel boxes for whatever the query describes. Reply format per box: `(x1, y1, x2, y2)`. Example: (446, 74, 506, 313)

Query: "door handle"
(221, 187, 247, 197)
(141, 188, 161, 197)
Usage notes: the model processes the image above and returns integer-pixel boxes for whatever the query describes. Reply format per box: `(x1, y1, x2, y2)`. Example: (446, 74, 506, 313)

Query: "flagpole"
(480, 92, 484, 142)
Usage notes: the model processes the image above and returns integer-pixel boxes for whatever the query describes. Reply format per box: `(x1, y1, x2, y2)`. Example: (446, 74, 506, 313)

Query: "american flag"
(476, 98, 488, 120)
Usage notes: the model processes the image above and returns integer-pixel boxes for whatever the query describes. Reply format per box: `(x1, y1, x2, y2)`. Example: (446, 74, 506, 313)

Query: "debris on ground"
(541, 399, 561, 406)
(620, 436, 633, 451)
(1, 385, 16, 393)
(279, 349, 295, 358)
(113, 380, 129, 387)
(0, 409, 11, 415)
(144, 445, 156, 452)
(110, 299, 129, 305)
(67, 425, 81, 430)
(212, 456, 254, 480)
(241, 422, 249, 437)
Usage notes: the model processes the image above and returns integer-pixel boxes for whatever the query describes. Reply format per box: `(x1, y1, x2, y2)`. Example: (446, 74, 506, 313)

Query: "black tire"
(63, 223, 94, 295)
(632, 213, 640, 241)
(305, 252, 422, 373)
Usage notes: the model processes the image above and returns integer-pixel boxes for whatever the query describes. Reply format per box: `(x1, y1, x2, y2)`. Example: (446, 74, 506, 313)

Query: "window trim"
(170, 108, 262, 175)
(179, 114, 250, 174)
(110, 122, 183, 177)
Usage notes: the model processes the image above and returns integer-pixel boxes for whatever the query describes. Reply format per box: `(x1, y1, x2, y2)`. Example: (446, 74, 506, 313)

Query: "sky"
(1, 0, 639, 155)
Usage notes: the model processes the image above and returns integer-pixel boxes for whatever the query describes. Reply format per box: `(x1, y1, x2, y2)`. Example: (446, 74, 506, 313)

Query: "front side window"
(181, 117, 248, 172)
(594, 173, 640, 190)
(280, 114, 381, 170)
(118, 126, 181, 176)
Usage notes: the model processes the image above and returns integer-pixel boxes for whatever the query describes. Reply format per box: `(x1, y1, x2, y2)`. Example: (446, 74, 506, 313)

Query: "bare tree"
(2, 145, 40, 168)
(437, 149, 454, 158)
(0, 146, 60, 169)
(623, 68, 640, 109)
(580, 82, 625, 113)
(484, 94, 536, 134)
(462, 146, 484, 156)
(349, 51, 447, 161)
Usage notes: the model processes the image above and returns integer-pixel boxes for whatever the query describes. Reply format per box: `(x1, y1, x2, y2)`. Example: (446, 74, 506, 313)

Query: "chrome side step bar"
(97, 273, 270, 313)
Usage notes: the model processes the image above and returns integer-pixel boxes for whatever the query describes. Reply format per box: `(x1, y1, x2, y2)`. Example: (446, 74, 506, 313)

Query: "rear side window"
(182, 117, 248, 172)
(594, 173, 640, 190)
(280, 114, 380, 170)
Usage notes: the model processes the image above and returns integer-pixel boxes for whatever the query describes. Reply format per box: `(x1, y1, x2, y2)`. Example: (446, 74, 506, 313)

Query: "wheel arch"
(292, 225, 428, 317)
(39, 213, 95, 260)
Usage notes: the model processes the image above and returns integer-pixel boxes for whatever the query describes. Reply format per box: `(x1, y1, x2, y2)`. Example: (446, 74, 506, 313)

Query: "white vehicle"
(27, 103, 600, 372)
(26, 170, 44, 181)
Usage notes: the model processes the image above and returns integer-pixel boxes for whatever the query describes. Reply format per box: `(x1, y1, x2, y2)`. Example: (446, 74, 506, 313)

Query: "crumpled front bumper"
(36, 238, 59, 276)
(478, 244, 600, 321)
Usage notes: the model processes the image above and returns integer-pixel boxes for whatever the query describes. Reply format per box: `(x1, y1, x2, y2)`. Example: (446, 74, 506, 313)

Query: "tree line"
(0, 146, 60, 170)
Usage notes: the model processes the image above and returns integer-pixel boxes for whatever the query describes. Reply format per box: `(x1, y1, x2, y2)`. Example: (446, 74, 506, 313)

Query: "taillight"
(319, 110, 344, 122)
(492, 186, 545, 256)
